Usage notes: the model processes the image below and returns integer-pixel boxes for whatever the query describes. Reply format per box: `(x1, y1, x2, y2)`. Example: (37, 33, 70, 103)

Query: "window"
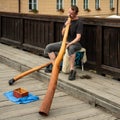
(29, 0, 38, 10)
(84, 0, 89, 10)
(95, 0, 100, 10)
(110, 0, 114, 9)
(71, 0, 76, 6)
(57, 0, 63, 10)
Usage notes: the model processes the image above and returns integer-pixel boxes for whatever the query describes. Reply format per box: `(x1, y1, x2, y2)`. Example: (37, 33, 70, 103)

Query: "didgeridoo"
(8, 62, 52, 85)
(39, 18, 71, 116)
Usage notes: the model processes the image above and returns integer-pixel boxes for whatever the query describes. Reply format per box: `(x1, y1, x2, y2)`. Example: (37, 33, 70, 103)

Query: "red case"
(13, 88, 28, 98)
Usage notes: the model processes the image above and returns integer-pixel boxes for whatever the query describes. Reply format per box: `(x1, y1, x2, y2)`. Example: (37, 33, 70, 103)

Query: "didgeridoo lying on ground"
(8, 62, 52, 85)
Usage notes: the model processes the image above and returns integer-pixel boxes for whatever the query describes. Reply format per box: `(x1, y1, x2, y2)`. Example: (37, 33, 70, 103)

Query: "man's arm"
(66, 33, 81, 48)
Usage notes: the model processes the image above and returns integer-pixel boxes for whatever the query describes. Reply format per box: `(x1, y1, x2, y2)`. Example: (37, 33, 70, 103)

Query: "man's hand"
(64, 19, 71, 27)
(66, 42, 71, 48)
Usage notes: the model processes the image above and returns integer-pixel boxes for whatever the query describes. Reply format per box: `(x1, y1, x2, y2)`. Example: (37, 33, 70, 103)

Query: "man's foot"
(68, 70, 76, 80)
(44, 64, 53, 73)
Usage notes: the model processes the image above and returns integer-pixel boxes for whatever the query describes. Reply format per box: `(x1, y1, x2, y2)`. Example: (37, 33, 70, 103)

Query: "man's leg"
(44, 52, 56, 73)
(68, 53, 76, 80)
(44, 42, 61, 73)
(67, 43, 82, 80)
(69, 53, 76, 71)
(48, 52, 56, 64)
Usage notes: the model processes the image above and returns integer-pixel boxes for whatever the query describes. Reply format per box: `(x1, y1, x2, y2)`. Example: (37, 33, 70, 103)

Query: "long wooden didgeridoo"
(39, 18, 71, 116)
(8, 61, 52, 85)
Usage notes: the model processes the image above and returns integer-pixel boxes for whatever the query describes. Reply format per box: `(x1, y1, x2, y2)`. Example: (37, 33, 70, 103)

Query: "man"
(44, 5, 83, 80)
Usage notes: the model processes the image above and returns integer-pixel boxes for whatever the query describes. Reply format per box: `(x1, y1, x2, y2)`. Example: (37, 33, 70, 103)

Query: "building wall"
(0, 0, 18, 13)
(0, 0, 119, 16)
(20, 0, 28, 13)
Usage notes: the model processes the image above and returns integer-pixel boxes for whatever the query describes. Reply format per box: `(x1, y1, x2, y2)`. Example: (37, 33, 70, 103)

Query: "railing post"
(20, 17, 24, 45)
(0, 15, 1, 39)
(96, 25, 102, 74)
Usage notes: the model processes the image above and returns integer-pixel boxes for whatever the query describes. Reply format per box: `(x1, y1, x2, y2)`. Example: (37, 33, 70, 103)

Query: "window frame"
(110, 0, 114, 9)
(95, 0, 100, 10)
(29, 0, 38, 11)
(71, 0, 77, 6)
(57, 0, 63, 10)
(84, 0, 89, 11)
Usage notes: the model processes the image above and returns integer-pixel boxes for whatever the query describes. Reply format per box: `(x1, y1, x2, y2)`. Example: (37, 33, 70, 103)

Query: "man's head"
(68, 5, 79, 19)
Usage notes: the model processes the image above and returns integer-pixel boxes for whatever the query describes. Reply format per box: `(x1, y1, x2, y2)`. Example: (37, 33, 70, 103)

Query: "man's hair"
(71, 5, 79, 14)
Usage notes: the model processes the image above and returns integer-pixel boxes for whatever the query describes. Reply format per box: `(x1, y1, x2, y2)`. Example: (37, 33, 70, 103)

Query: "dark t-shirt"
(67, 19, 83, 42)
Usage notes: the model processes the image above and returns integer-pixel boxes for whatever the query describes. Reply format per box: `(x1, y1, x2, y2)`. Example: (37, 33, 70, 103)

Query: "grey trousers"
(44, 41, 82, 56)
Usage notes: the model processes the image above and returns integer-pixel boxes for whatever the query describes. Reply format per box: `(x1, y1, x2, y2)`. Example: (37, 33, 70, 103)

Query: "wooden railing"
(82, 18, 120, 78)
(0, 12, 120, 78)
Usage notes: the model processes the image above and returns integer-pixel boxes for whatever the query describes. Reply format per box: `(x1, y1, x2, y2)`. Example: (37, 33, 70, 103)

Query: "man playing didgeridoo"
(44, 5, 83, 80)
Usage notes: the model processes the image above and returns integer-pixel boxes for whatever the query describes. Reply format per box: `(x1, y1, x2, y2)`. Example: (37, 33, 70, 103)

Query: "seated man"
(44, 5, 83, 80)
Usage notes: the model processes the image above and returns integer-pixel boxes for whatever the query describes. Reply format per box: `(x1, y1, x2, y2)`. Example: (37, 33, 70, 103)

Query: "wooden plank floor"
(0, 63, 117, 120)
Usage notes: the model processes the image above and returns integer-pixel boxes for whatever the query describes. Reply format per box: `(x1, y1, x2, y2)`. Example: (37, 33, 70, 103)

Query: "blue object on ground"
(4, 91, 39, 104)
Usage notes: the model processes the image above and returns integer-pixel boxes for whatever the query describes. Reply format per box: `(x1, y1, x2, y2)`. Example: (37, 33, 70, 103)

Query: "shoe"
(44, 64, 53, 73)
(68, 70, 76, 80)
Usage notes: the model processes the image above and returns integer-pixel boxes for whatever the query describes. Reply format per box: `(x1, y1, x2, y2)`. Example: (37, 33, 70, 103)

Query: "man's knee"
(67, 47, 75, 56)
(44, 44, 51, 56)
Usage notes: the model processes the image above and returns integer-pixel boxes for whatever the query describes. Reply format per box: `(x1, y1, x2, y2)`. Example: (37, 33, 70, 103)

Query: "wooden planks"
(0, 63, 117, 120)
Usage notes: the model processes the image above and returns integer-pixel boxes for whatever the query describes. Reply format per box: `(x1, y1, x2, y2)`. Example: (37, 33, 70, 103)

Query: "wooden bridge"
(0, 43, 120, 119)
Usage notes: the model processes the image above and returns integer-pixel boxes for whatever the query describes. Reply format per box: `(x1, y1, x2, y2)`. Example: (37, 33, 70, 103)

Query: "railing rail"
(0, 12, 120, 78)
